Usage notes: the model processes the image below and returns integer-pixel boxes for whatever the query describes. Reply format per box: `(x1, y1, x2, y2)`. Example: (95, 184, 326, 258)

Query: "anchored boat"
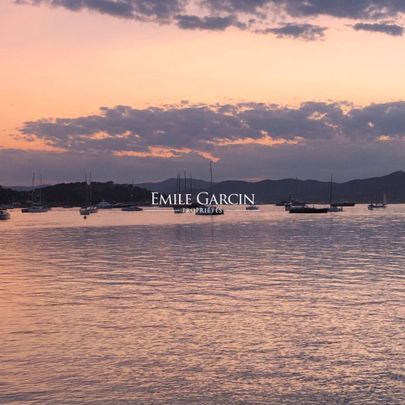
(122, 205, 143, 212)
(368, 193, 387, 210)
(80, 173, 98, 216)
(327, 174, 343, 213)
(0, 210, 10, 220)
(289, 206, 328, 214)
(21, 173, 49, 213)
(195, 162, 224, 216)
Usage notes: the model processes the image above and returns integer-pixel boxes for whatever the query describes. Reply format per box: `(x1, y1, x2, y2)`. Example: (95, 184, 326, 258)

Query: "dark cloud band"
(19, 101, 405, 157)
(352, 22, 404, 36)
(17, 0, 405, 38)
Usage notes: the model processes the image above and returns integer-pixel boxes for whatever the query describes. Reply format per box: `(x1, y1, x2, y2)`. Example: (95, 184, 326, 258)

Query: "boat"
(283, 178, 307, 211)
(80, 207, 91, 216)
(284, 200, 306, 211)
(246, 204, 259, 210)
(195, 162, 224, 216)
(80, 173, 98, 216)
(331, 202, 355, 207)
(328, 205, 343, 212)
(289, 206, 328, 214)
(368, 203, 386, 210)
(368, 193, 387, 210)
(276, 201, 288, 206)
(21, 173, 49, 213)
(113, 203, 130, 209)
(0, 210, 10, 220)
(172, 172, 193, 214)
(122, 205, 143, 212)
(327, 174, 343, 213)
(22, 205, 49, 213)
(121, 180, 143, 211)
(97, 200, 112, 209)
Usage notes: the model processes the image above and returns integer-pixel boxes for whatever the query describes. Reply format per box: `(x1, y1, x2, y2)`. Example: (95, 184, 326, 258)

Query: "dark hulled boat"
(332, 202, 356, 207)
(289, 206, 328, 214)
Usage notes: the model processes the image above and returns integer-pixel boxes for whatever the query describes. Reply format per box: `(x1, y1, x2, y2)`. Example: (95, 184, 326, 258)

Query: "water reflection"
(0, 206, 404, 404)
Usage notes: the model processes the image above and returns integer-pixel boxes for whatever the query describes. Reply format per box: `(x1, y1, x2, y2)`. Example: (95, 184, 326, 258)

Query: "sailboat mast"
(176, 173, 180, 194)
(39, 174, 43, 205)
(31, 172, 36, 203)
(85, 173, 89, 206)
(329, 174, 333, 205)
(89, 172, 92, 206)
(210, 161, 213, 189)
(190, 173, 193, 196)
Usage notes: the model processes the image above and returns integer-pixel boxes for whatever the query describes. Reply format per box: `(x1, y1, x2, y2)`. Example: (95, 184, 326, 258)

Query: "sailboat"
(80, 173, 98, 216)
(80, 176, 91, 216)
(21, 173, 49, 213)
(368, 193, 387, 210)
(195, 162, 224, 216)
(173, 173, 186, 214)
(122, 180, 143, 211)
(172, 171, 200, 213)
(284, 179, 306, 210)
(327, 174, 343, 212)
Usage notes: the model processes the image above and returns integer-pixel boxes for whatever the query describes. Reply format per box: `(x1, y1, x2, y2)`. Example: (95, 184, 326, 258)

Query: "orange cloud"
(212, 134, 301, 146)
(114, 147, 219, 162)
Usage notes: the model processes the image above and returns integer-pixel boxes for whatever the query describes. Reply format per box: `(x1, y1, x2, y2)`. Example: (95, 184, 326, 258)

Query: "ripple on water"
(0, 207, 404, 404)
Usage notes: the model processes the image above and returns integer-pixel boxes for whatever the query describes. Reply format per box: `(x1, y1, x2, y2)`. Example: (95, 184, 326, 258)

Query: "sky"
(1, 0, 405, 185)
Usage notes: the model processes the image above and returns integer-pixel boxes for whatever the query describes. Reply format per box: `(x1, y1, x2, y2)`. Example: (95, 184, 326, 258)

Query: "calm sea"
(0, 206, 404, 404)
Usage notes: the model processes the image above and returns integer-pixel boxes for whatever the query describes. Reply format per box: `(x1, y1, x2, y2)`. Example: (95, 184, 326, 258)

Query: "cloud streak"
(175, 14, 243, 31)
(352, 22, 404, 36)
(258, 23, 326, 40)
(17, 0, 405, 38)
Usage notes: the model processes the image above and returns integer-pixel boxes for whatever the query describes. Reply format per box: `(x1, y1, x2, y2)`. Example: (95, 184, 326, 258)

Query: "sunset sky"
(1, 0, 405, 185)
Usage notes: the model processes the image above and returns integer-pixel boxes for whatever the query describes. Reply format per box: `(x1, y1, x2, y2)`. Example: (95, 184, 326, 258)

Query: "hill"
(0, 182, 151, 206)
(139, 171, 405, 204)
(2, 171, 405, 206)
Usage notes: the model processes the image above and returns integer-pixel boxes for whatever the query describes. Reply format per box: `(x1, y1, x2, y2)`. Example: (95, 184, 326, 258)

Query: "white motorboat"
(80, 207, 91, 216)
(97, 200, 112, 209)
(327, 205, 343, 212)
(368, 193, 387, 210)
(368, 203, 386, 210)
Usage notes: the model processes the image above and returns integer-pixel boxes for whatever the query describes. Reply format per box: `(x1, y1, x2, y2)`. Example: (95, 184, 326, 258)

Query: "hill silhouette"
(2, 171, 405, 206)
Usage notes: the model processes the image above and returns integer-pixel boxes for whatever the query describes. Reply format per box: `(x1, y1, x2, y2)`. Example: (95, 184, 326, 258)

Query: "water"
(0, 206, 404, 404)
